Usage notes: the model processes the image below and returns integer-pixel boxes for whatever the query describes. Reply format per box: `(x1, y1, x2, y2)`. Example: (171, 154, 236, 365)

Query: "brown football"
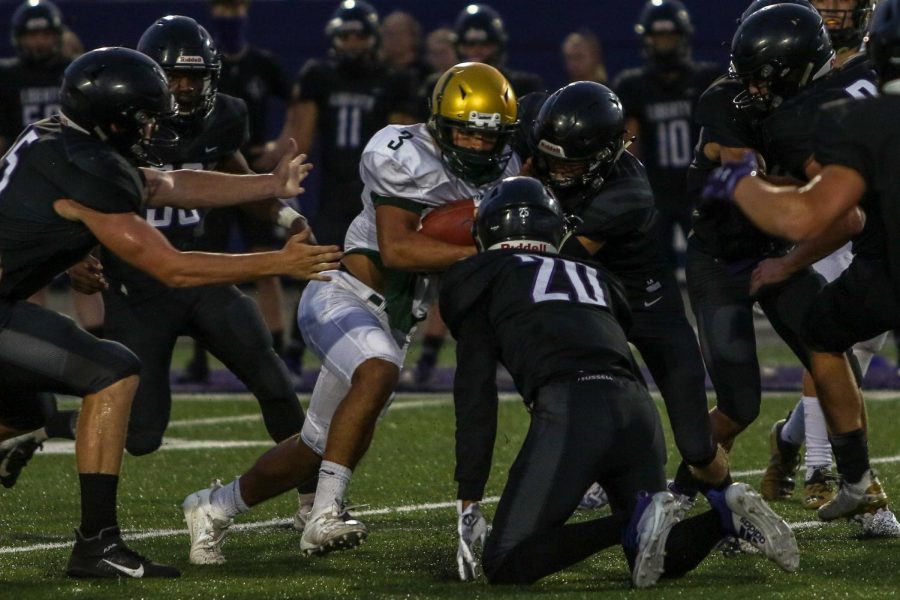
(419, 198, 476, 246)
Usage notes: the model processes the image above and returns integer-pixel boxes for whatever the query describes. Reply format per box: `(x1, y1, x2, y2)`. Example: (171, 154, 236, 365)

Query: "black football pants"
(0, 300, 140, 430)
(102, 284, 304, 456)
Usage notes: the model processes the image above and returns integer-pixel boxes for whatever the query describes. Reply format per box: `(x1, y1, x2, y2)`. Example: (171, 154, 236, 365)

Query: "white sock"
(780, 398, 806, 446)
(210, 478, 250, 519)
(802, 396, 832, 479)
(310, 460, 352, 518)
(298, 492, 315, 511)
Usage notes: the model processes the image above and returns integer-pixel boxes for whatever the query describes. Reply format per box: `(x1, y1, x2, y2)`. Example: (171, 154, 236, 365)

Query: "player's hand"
(271, 138, 314, 198)
(280, 229, 341, 281)
(702, 152, 759, 203)
(68, 255, 108, 294)
(749, 257, 795, 296)
(519, 157, 535, 177)
(456, 501, 488, 582)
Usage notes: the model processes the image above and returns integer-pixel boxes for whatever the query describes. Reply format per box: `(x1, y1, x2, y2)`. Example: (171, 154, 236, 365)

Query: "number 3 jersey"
(102, 93, 249, 297)
(439, 250, 639, 403)
(344, 123, 520, 333)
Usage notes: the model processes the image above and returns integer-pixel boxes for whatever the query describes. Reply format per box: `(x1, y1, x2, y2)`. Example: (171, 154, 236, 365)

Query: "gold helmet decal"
(428, 62, 519, 186)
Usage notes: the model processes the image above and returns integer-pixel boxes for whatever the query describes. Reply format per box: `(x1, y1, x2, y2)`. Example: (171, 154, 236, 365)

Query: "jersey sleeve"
(450, 292, 500, 501)
(67, 157, 143, 213)
(813, 99, 872, 179)
(359, 127, 443, 212)
(217, 95, 251, 153)
(612, 69, 644, 121)
(578, 161, 657, 240)
(259, 49, 291, 101)
(695, 80, 755, 149)
(295, 59, 328, 105)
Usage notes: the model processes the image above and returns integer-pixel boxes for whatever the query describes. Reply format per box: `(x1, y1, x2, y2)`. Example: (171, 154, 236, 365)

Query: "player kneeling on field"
(440, 176, 799, 587)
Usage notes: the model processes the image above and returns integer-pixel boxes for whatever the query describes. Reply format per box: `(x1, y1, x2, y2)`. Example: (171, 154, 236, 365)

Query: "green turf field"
(1, 392, 898, 598)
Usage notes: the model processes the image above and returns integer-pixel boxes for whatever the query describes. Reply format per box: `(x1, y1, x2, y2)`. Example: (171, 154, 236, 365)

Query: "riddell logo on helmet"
(538, 139, 566, 158)
(499, 241, 549, 251)
(176, 55, 205, 65)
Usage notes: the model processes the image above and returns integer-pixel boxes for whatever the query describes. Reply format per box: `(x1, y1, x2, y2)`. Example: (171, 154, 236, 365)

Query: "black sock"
(44, 410, 78, 440)
(488, 512, 628, 584)
(673, 460, 699, 496)
(663, 510, 725, 578)
(79, 473, 119, 537)
(417, 335, 444, 369)
(84, 325, 103, 339)
(271, 330, 284, 355)
(189, 341, 209, 373)
(830, 428, 870, 484)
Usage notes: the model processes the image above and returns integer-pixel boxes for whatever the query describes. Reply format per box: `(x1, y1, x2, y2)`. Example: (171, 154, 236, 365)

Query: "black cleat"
(66, 527, 181, 579)
(0, 433, 44, 488)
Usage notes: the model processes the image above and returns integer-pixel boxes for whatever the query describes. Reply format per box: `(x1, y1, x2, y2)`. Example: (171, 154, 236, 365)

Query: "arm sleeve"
(452, 299, 501, 501)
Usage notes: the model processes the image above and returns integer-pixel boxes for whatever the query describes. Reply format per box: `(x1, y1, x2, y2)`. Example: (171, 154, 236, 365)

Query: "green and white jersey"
(344, 123, 520, 332)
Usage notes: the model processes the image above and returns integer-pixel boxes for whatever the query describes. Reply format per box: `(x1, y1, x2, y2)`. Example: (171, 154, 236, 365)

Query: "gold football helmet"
(428, 62, 518, 185)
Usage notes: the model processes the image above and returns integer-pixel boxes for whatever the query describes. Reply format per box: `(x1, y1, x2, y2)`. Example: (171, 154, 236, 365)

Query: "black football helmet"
(138, 16, 221, 124)
(529, 82, 627, 212)
(635, 0, 693, 66)
(454, 4, 507, 66)
(10, 0, 64, 65)
(867, 0, 900, 85)
(738, 0, 817, 24)
(815, 0, 877, 50)
(325, 0, 380, 68)
(730, 4, 834, 111)
(474, 176, 565, 253)
(60, 48, 178, 165)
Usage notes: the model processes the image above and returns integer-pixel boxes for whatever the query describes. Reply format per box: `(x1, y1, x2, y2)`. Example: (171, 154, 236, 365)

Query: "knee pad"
(300, 416, 327, 457)
(68, 339, 141, 395)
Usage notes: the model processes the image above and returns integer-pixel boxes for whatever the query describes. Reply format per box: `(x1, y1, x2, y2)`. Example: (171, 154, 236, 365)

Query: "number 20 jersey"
(344, 123, 520, 332)
(440, 249, 638, 401)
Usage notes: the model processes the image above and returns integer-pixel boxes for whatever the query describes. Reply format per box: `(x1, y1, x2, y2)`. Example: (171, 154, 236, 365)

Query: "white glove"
(456, 500, 488, 581)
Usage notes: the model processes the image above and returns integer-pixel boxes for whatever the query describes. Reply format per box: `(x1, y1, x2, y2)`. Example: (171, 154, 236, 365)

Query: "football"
(419, 198, 476, 246)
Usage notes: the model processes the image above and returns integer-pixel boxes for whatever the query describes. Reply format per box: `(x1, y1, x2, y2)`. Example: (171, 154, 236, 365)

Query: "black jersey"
(101, 94, 248, 296)
(614, 61, 720, 205)
(687, 77, 787, 262)
(761, 60, 878, 181)
(0, 118, 143, 303)
(218, 46, 291, 152)
(295, 58, 417, 188)
(0, 56, 69, 143)
(440, 249, 637, 404)
(561, 152, 668, 298)
(814, 96, 900, 275)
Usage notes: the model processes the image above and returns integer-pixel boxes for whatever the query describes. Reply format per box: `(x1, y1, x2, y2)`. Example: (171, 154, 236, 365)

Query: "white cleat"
(627, 491, 680, 589)
(300, 501, 368, 556)
(292, 496, 313, 532)
(712, 483, 799, 572)
(183, 480, 233, 565)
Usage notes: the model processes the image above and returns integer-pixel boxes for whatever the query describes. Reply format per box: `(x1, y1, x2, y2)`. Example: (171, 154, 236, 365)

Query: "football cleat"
(300, 501, 368, 556)
(854, 508, 900, 538)
(183, 480, 233, 565)
(66, 527, 180, 578)
(623, 491, 680, 589)
(707, 483, 799, 572)
(760, 418, 801, 501)
(666, 480, 697, 518)
(801, 467, 838, 510)
(577, 482, 609, 511)
(0, 430, 46, 488)
(818, 469, 889, 522)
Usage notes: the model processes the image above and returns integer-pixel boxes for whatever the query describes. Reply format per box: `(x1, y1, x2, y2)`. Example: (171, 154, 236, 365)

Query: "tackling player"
(704, 0, 900, 523)
(181, 62, 520, 564)
(0, 47, 338, 578)
(443, 176, 798, 587)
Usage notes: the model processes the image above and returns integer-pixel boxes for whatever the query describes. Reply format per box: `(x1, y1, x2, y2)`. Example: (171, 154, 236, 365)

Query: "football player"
(443, 176, 798, 586)
(1, 15, 319, 482)
(745, 0, 886, 511)
(685, 2, 876, 512)
(0, 47, 337, 578)
(525, 81, 729, 504)
(181, 62, 520, 564)
(613, 0, 720, 273)
(704, 0, 900, 522)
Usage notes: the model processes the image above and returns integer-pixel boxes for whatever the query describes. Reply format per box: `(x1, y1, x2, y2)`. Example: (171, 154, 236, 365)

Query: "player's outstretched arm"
(54, 198, 341, 286)
(140, 139, 313, 210)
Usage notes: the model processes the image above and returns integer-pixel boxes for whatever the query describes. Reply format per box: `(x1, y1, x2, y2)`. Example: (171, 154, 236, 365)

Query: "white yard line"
(0, 494, 832, 556)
